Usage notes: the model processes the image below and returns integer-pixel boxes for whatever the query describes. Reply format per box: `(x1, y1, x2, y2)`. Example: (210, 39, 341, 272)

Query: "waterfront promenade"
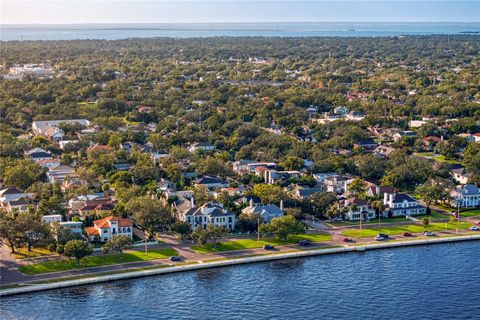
(1, 222, 479, 296)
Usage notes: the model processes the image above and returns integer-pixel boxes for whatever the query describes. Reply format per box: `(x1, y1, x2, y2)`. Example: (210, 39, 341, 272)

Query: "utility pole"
(257, 218, 260, 242)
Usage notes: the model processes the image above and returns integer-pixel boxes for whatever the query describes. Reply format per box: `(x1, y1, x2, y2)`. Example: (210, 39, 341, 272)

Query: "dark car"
(169, 256, 181, 262)
(402, 232, 412, 237)
(263, 245, 275, 250)
(298, 240, 312, 246)
(377, 233, 389, 239)
(343, 237, 353, 243)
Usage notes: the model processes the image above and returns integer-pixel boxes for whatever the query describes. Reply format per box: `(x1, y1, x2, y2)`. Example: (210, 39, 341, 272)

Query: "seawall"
(1, 234, 480, 297)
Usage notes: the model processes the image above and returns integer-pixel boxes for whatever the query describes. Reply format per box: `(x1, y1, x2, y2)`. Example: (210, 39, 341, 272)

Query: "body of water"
(1, 241, 479, 320)
(1, 22, 480, 41)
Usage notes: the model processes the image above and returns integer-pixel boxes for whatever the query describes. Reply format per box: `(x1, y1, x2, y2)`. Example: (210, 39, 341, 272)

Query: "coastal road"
(1, 227, 478, 287)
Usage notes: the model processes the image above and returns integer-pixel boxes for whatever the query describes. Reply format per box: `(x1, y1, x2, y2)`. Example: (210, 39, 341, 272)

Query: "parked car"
(298, 240, 312, 246)
(169, 256, 181, 262)
(469, 226, 480, 231)
(475, 221, 480, 227)
(343, 237, 354, 243)
(374, 235, 386, 241)
(263, 244, 275, 250)
(423, 231, 435, 236)
(377, 233, 389, 239)
(402, 232, 412, 237)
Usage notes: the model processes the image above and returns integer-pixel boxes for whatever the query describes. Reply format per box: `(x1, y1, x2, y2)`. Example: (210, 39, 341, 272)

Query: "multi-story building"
(450, 184, 480, 208)
(85, 216, 133, 242)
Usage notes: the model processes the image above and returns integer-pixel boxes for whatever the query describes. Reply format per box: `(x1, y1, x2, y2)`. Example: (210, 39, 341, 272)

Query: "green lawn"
(19, 248, 178, 275)
(12, 247, 53, 260)
(342, 222, 472, 238)
(413, 152, 461, 165)
(192, 233, 332, 254)
(459, 209, 480, 218)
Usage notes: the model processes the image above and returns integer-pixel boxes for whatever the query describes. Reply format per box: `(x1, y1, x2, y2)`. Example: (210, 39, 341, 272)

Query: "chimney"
(190, 197, 195, 208)
(280, 200, 284, 211)
(376, 186, 380, 195)
(383, 192, 388, 204)
(389, 193, 394, 204)
(249, 198, 254, 208)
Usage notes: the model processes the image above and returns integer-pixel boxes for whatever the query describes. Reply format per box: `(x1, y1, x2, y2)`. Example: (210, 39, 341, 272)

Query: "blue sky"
(2, 1, 480, 24)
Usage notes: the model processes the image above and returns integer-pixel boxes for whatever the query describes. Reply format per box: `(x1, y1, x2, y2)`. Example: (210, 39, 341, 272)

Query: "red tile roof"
(93, 216, 133, 229)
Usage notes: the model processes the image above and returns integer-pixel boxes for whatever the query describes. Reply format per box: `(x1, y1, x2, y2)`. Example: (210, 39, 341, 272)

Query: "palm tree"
(371, 200, 386, 228)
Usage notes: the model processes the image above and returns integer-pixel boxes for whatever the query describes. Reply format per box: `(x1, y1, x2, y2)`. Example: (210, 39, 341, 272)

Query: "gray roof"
(390, 193, 416, 203)
(458, 184, 480, 196)
(249, 205, 283, 216)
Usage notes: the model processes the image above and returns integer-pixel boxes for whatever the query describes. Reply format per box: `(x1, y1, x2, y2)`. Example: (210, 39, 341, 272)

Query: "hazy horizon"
(2, 1, 480, 25)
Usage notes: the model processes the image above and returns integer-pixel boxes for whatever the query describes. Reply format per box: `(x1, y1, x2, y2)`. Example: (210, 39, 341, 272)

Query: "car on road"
(475, 221, 480, 227)
(402, 232, 412, 237)
(169, 256, 181, 262)
(470, 226, 480, 231)
(263, 245, 275, 250)
(377, 233, 389, 239)
(374, 235, 387, 241)
(298, 240, 312, 246)
(343, 237, 354, 243)
(423, 231, 435, 236)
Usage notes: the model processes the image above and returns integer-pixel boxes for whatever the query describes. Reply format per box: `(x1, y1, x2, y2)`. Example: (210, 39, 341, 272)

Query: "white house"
(32, 119, 90, 142)
(450, 184, 480, 208)
(42, 215, 63, 224)
(177, 200, 236, 231)
(383, 193, 426, 217)
(85, 216, 133, 242)
(47, 165, 75, 183)
(342, 197, 376, 221)
(188, 142, 215, 153)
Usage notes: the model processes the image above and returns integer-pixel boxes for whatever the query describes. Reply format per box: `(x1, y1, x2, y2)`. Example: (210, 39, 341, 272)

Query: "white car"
(423, 231, 435, 236)
(374, 235, 387, 241)
(469, 226, 480, 231)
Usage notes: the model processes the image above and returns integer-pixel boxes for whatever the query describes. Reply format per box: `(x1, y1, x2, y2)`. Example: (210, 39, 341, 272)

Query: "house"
(366, 185, 398, 198)
(324, 176, 348, 194)
(450, 184, 480, 208)
(261, 169, 301, 184)
(47, 165, 75, 183)
(188, 142, 215, 153)
(194, 176, 229, 190)
(235, 195, 261, 206)
(42, 215, 63, 224)
(383, 193, 426, 217)
(0, 187, 32, 211)
(449, 165, 472, 185)
(241, 200, 284, 222)
(346, 111, 366, 121)
(393, 131, 417, 142)
(58, 221, 83, 235)
(85, 216, 133, 242)
(474, 133, 480, 143)
(333, 106, 349, 115)
(232, 160, 276, 175)
(353, 139, 378, 151)
(374, 145, 396, 158)
(292, 187, 324, 200)
(27, 149, 54, 161)
(35, 158, 61, 169)
(177, 200, 236, 231)
(87, 144, 113, 154)
(458, 133, 476, 143)
(423, 136, 442, 151)
(342, 197, 376, 221)
(32, 119, 89, 142)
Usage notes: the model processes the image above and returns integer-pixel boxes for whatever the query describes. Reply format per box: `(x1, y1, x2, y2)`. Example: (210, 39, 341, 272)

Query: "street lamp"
(257, 218, 260, 242)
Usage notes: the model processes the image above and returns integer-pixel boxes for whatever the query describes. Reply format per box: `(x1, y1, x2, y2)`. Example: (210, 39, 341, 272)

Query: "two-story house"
(177, 200, 236, 231)
(342, 197, 376, 221)
(383, 193, 426, 217)
(450, 184, 480, 208)
(85, 216, 133, 242)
